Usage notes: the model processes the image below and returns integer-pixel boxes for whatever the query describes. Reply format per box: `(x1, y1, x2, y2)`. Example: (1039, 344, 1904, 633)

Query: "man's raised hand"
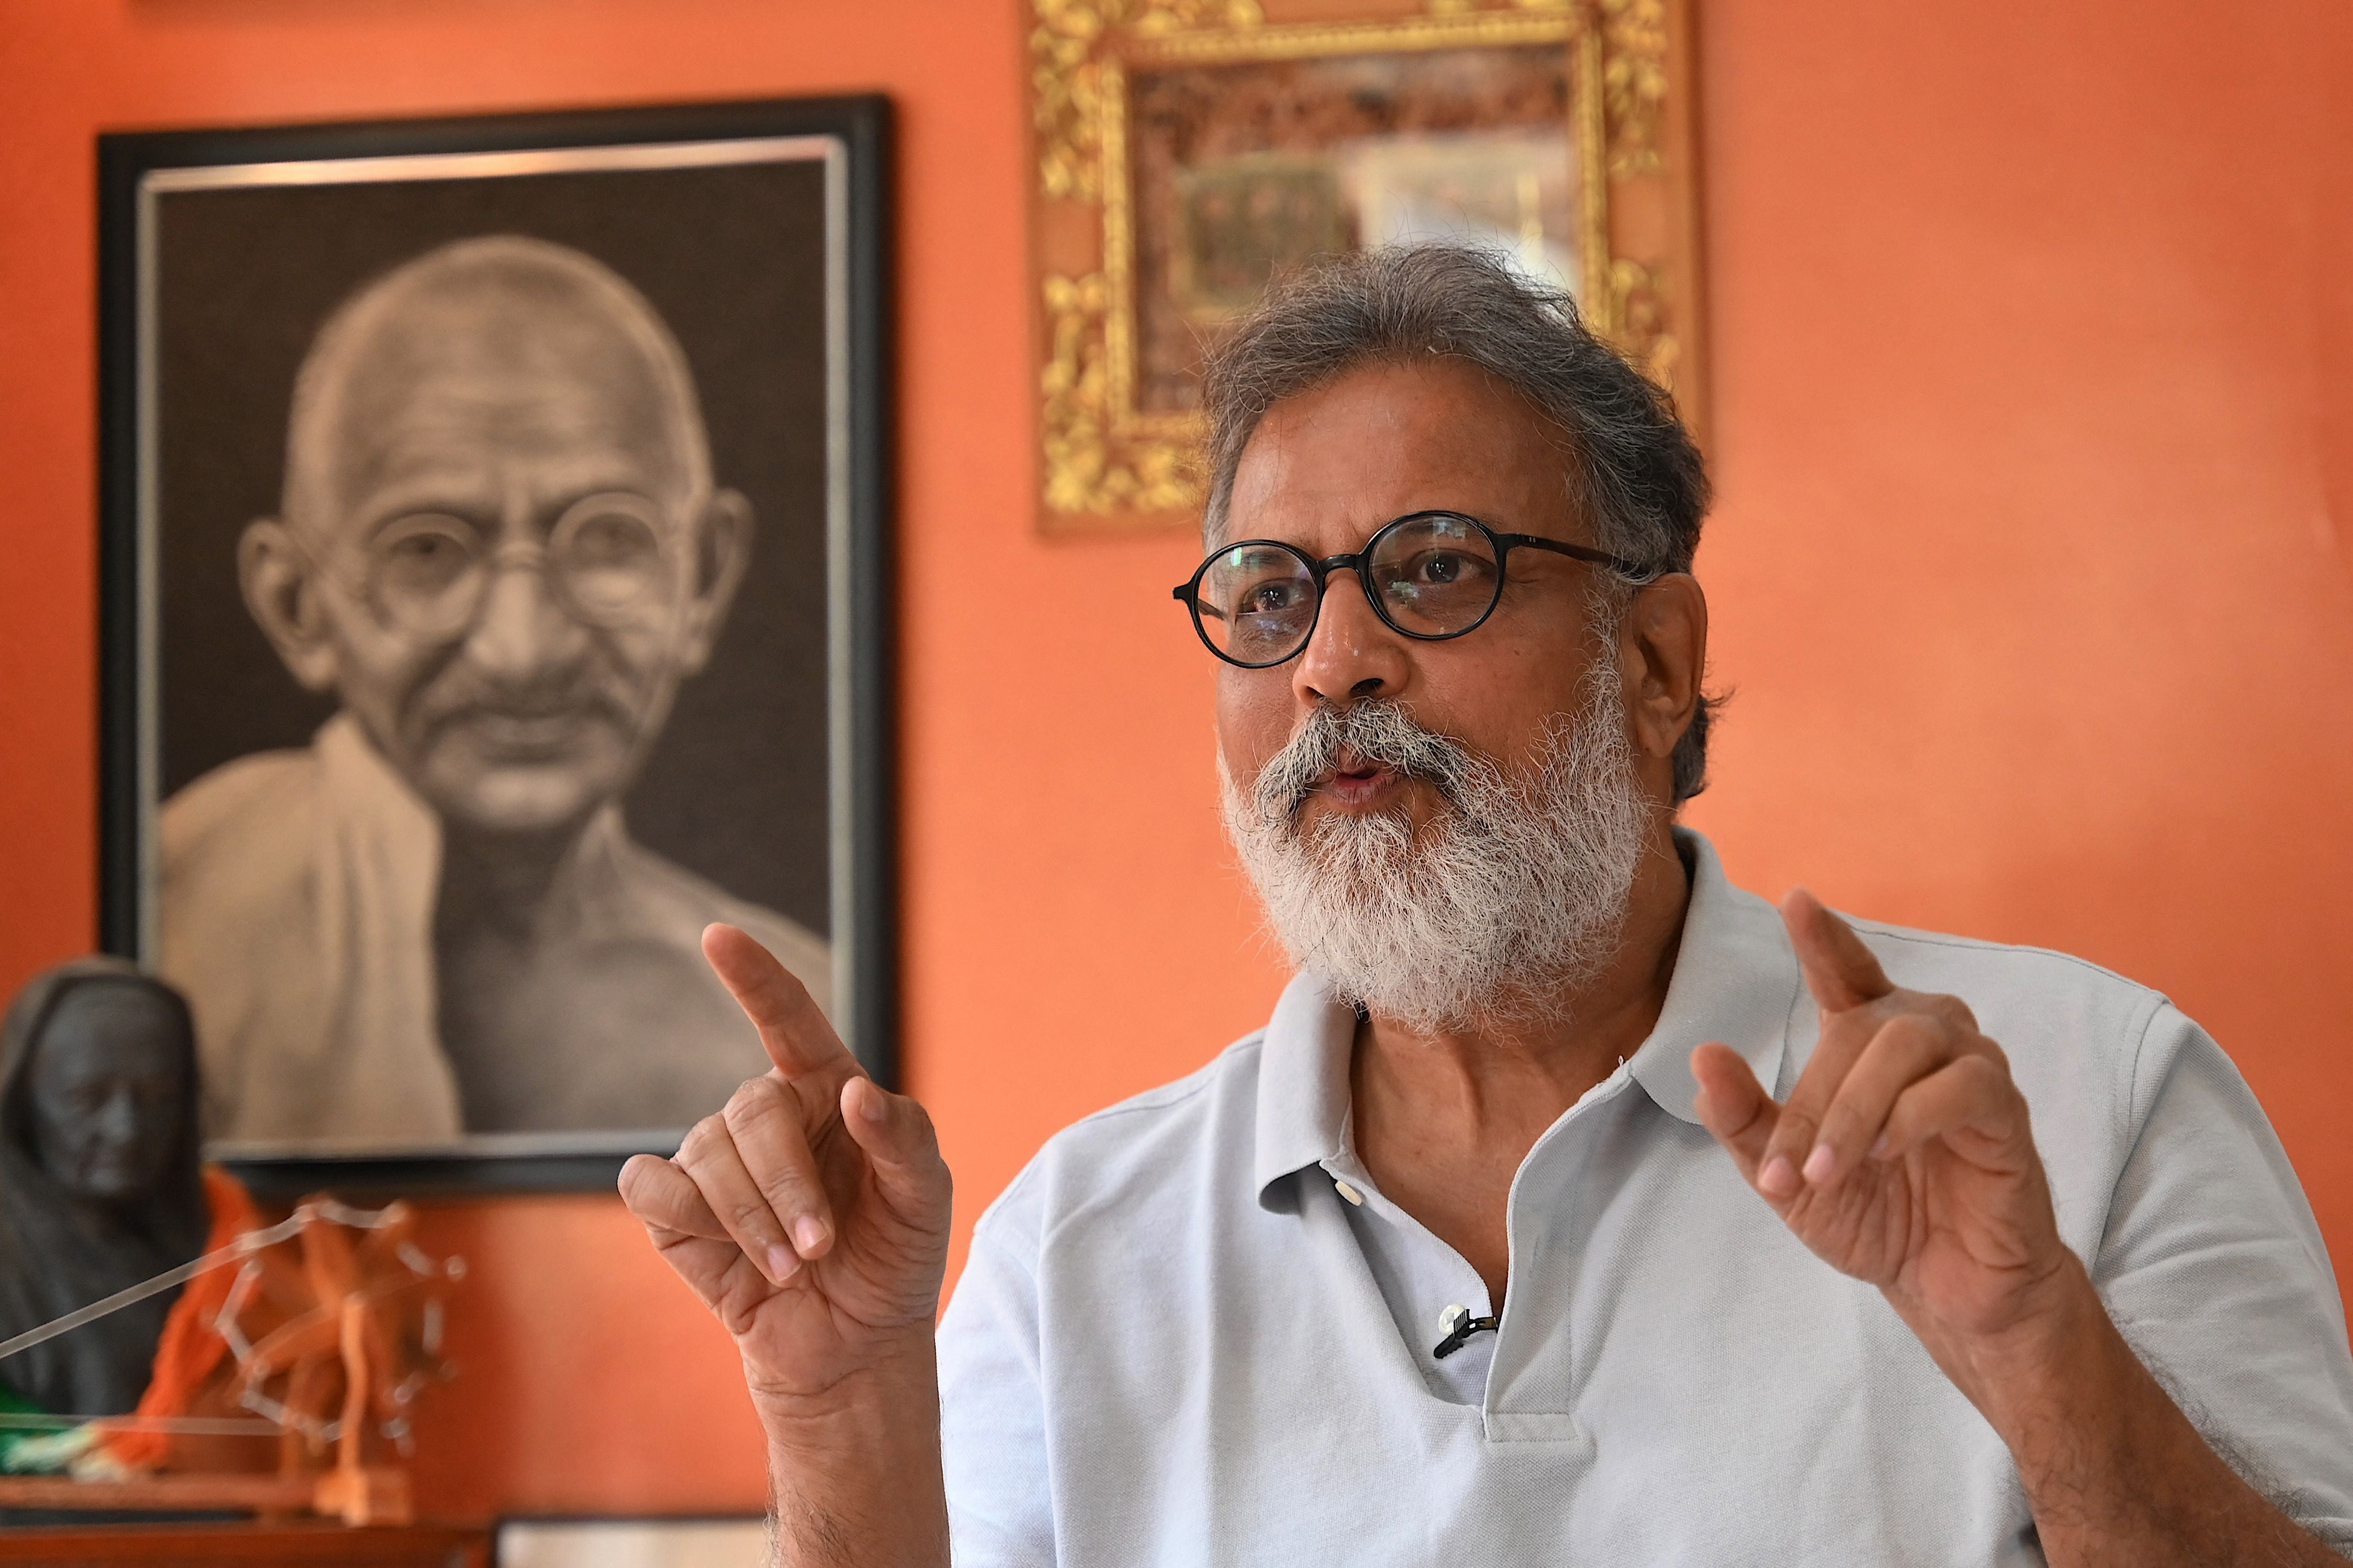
(619, 924, 951, 1407)
(1689, 891, 2077, 1357)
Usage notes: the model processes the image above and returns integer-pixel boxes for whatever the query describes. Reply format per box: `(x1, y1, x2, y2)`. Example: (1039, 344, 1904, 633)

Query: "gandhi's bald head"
(283, 236, 712, 531)
(241, 236, 751, 838)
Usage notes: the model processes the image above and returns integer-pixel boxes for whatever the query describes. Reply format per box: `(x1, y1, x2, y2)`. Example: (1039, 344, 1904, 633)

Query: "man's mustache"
(1252, 701, 1477, 822)
(410, 667, 638, 747)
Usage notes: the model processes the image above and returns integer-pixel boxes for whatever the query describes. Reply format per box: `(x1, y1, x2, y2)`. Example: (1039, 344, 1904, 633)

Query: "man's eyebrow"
(339, 463, 670, 536)
(339, 476, 503, 535)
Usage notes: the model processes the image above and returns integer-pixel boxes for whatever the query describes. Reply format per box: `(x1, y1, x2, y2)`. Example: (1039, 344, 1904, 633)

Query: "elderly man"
(163, 236, 829, 1148)
(621, 246, 2353, 1563)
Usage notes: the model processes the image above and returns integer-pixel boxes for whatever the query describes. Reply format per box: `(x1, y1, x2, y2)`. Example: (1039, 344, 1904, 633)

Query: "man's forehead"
(302, 289, 697, 522)
(340, 431, 672, 518)
(1223, 358, 1580, 546)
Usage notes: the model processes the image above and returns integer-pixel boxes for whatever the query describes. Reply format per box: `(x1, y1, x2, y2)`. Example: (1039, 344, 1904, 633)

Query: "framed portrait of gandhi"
(95, 97, 895, 1194)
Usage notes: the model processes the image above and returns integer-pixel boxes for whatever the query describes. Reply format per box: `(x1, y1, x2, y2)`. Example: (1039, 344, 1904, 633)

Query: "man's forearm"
(757, 1335, 949, 1568)
(1919, 1259, 2341, 1567)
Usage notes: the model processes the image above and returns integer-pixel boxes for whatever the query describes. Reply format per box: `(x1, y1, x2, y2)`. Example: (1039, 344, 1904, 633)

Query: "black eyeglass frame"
(1170, 510, 1658, 670)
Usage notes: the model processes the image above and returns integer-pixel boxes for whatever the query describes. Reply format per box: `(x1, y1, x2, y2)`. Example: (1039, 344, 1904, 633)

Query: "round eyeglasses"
(1171, 510, 1655, 670)
(314, 492, 689, 640)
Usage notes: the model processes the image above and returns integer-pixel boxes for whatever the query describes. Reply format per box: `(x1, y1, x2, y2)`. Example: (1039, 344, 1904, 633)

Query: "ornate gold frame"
(1028, 0, 1706, 534)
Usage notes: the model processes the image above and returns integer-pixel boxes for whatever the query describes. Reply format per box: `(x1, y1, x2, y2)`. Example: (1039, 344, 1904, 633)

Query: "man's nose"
(465, 555, 589, 682)
(1292, 571, 1409, 707)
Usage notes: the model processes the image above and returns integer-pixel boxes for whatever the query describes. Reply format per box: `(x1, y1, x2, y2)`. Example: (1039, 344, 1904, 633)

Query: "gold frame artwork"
(1027, 0, 1707, 535)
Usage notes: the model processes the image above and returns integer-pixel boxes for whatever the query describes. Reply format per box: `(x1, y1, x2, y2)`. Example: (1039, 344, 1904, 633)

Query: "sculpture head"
(22, 983, 191, 1203)
(0, 964, 200, 1211)
(235, 236, 753, 841)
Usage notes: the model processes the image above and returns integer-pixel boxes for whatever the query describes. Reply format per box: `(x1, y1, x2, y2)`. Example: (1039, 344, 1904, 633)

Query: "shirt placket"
(1480, 1065, 1640, 1446)
(1315, 1153, 1498, 1407)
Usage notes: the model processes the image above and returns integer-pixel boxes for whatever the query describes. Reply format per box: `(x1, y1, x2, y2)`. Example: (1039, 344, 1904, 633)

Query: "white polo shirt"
(938, 832, 2353, 1564)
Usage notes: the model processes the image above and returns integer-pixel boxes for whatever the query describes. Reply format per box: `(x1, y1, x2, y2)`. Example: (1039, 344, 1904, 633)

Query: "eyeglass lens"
(366, 496, 675, 637)
(1195, 543, 1320, 666)
(1192, 514, 1505, 666)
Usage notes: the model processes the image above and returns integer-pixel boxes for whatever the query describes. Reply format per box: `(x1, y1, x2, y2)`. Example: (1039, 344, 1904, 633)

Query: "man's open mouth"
(1308, 752, 1407, 810)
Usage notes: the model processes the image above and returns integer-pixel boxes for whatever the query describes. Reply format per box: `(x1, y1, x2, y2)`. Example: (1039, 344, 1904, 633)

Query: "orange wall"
(2, 0, 2349, 1523)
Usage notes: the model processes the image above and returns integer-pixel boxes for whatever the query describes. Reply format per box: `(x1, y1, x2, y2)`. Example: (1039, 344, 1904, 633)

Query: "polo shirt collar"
(1253, 828, 1801, 1205)
(1252, 972, 1358, 1202)
(1625, 830, 1801, 1127)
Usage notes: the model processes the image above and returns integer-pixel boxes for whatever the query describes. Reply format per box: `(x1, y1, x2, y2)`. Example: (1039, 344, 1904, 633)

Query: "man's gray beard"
(1218, 659, 1653, 1033)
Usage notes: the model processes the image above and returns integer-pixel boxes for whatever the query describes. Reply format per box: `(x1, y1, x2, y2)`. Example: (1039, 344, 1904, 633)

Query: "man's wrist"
(1990, 1267, 2138, 1453)
(1888, 1253, 2110, 1428)
(750, 1327, 941, 1446)
(1910, 1251, 2155, 1485)
(754, 1333, 948, 1568)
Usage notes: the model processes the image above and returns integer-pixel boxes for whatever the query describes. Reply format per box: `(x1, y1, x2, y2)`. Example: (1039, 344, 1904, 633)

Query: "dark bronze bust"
(0, 960, 207, 1419)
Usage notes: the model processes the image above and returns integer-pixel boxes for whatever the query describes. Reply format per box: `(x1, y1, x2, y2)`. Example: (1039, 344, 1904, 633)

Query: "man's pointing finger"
(702, 922, 856, 1080)
(1781, 888, 1895, 1013)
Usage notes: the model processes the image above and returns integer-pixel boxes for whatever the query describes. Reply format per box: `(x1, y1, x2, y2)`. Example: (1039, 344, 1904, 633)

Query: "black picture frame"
(96, 96, 896, 1197)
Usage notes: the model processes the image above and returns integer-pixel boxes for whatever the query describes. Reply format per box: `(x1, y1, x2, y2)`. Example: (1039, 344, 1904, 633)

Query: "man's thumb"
(840, 1077, 948, 1211)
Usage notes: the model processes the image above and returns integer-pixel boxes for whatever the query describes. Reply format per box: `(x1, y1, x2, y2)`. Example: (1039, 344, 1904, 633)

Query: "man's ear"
(677, 487, 753, 677)
(1622, 571, 1708, 774)
(238, 519, 342, 693)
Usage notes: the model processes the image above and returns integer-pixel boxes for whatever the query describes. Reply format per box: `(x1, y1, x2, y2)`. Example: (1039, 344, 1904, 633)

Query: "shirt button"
(1334, 1179, 1364, 1206)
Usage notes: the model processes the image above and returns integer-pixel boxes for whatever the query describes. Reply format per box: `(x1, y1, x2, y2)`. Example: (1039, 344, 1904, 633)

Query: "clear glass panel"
(1369, 514, 1501, 635)
(1198, 543, 1318, 665)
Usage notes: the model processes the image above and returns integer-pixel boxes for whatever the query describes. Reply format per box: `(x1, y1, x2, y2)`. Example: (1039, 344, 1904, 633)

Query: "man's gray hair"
(1199, 244, 1716, 802)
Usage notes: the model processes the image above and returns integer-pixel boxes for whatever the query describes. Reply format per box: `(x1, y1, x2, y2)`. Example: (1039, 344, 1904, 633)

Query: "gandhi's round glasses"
(325, 493, 686, 640)
(1171, 510, 1654, 670)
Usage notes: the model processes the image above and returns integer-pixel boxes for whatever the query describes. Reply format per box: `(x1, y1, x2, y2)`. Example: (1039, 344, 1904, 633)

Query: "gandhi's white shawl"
(160, 713, 462, 1152)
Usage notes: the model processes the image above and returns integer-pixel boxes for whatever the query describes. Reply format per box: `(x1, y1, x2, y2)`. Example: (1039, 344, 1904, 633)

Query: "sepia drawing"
(160, 236, 833, 1148)
(98, 101, 895, 1182)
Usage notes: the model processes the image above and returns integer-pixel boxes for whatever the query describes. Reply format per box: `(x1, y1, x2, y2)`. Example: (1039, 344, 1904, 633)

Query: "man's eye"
(565, 511, 662, 568)
(1242, 581, 1301, 613)
(389, 531, 464, 562)
(374, 518, 482, 591)
(1408, 551, 1479, 586)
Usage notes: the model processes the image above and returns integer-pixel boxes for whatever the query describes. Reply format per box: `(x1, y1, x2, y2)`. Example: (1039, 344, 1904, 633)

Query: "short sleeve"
(2095, 1006, 2353, 1547)
(938, 1182, 1056, 1568)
